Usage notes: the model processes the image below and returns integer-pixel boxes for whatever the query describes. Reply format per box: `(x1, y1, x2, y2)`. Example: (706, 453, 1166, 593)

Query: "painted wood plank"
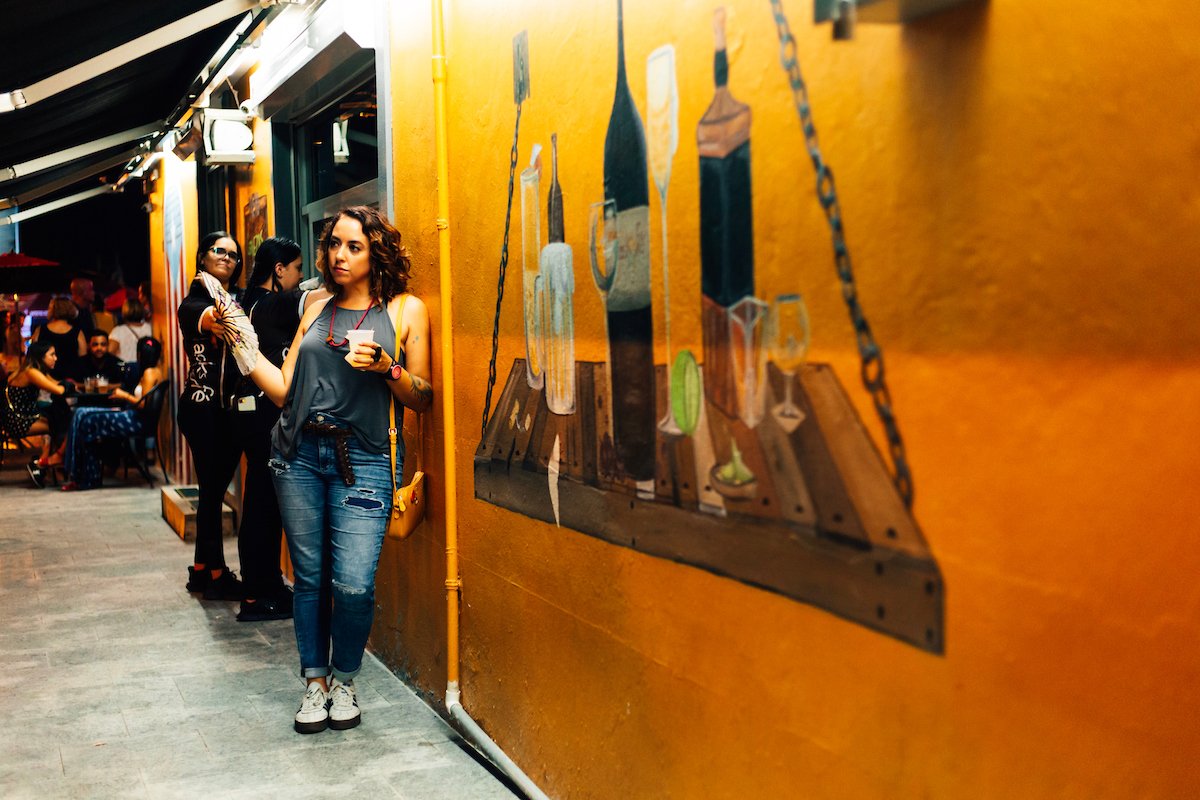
(489, 359, 533, 470)
(759, 366, 819, 528)
(671, 428, 700, 511)
(474, 459, 942, 653)
(521, 388, 550, 474)
(652, 365, 681, 504)
(703, 400, 782, 525)
(801, 364, 929, 559)
(690, 393, 726, 517)
(787, 366, 870, 548)
(576, 362, 599, 485)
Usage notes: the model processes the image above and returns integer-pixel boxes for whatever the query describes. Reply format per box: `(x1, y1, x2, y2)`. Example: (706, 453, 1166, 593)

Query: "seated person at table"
(73, 330, 124, 387)
(62, 337, 164, 491)
(2, 341, 71, 486)
(108, 298, 152, 363)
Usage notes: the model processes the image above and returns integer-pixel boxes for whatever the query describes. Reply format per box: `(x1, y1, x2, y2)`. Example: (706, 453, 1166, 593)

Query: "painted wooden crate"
(475, 359, 944, 653)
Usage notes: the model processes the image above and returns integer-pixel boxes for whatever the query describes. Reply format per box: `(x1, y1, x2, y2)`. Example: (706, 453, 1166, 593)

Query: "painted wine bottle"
(603, 0, 655, 481)
(541, 133, 575, 415)
(697, 7, 754, 419)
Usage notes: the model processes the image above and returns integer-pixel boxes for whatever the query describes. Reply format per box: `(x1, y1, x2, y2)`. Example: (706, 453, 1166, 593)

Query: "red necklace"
(325, 302, 375, 347)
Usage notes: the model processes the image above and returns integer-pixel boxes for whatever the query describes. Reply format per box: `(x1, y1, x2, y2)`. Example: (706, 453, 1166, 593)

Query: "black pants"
(177, 399, 241, 570)
(232, 395, 285, 598)
(45, 396, 72, 452)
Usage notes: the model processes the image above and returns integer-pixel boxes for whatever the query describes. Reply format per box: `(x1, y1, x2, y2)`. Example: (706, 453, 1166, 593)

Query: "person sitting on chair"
(108, 298, 152, 364)
(2, 341, 71, 486)
(61, 337, 164, 491)
(73, 330, 124, 387)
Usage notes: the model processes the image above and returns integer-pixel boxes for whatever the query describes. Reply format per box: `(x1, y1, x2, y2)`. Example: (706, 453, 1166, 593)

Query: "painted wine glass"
(589, 199, 619, 439)
(646, 44, 681, 436)
(767, 293, 811, 433)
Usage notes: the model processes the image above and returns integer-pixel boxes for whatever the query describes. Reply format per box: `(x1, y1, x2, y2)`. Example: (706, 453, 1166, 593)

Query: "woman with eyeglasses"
(243, 206, 431, 733)
(176, 231, 246, 602)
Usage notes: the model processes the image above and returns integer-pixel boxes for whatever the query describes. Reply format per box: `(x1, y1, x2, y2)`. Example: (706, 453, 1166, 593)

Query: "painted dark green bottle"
(603, 0, 655, 481)
(697, 7, 754, 418)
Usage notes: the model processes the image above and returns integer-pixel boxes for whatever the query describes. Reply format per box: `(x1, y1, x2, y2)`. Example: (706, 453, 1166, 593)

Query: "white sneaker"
(294, 682, 329, 734)
(328, 677, 360, 730)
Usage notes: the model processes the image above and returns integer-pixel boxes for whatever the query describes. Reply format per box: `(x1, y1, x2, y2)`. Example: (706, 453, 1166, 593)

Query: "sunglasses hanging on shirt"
(326, 303, 376, 347)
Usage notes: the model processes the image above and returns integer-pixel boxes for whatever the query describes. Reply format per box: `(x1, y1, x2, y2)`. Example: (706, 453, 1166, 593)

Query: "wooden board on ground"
(161, 485, 236, 541)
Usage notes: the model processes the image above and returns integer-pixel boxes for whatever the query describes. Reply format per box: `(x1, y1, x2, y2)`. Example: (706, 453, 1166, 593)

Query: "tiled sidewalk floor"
(0, 469, 518, 800)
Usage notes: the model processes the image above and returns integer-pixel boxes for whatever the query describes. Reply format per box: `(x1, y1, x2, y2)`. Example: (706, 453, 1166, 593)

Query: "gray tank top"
(272, 299, 406, 461)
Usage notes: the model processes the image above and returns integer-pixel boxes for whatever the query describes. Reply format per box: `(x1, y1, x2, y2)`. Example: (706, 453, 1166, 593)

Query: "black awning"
(0, 1, 247, 202)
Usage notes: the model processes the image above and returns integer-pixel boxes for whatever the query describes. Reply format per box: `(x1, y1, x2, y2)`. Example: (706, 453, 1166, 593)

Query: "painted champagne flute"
(767, 292, 811, 433)
(646, 44, 681, 436)
(589, 198, 619, 439)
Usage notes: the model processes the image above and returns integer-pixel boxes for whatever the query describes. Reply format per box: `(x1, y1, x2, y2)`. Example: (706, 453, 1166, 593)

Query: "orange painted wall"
(368, 0, 1200, 796)
(370, 0, 451, 698)
(230, 107, 275, 263)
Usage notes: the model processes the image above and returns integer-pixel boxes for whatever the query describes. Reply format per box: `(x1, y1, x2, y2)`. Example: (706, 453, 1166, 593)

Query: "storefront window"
(301, 77, 378, 204)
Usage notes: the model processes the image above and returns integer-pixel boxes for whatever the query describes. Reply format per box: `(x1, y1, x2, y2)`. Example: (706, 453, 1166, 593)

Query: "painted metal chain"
(481, 102, 523, 438)
(768, 0, 914, 508)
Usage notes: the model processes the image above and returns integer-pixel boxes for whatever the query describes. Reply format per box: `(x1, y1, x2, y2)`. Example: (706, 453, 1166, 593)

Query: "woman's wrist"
(383, 352, 403, 381)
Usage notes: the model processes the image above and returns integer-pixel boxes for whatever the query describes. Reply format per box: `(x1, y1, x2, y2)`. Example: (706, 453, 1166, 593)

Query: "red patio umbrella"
(0, 251, 67, 294)
(0, 252, 59, 268)
(104, 286, 128, 311)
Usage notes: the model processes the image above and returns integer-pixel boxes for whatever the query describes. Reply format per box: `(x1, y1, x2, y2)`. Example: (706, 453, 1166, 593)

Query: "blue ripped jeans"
(270, 414, 395, 681)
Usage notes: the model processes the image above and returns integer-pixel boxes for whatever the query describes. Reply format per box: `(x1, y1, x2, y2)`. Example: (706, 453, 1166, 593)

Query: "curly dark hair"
(316, 206, 411, 303)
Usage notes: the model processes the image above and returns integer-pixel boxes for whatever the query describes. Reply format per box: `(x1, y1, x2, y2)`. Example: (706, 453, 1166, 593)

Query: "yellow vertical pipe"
(430, 0, 462, 691)
(426, 8, 561, 797)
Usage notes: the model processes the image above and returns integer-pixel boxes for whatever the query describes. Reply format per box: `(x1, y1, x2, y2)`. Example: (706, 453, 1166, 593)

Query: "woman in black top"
(32, 297, 86, 382)
(177, 231, 245, 601)
(231, 237, 328, 622)
(3, 340, 70, 485)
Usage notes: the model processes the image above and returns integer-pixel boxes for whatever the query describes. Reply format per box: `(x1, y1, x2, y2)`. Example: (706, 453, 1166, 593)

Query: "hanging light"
(201, 108, 256, 164)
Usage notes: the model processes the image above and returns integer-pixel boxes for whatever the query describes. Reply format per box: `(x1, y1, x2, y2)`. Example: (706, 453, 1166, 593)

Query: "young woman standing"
(245, 206, 431, 733)
(177, 231, 245, 601)
(231, 236, 328, 622)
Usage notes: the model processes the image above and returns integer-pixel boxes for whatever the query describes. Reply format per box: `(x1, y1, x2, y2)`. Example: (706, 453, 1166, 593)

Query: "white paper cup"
(344, 329, 375, 349)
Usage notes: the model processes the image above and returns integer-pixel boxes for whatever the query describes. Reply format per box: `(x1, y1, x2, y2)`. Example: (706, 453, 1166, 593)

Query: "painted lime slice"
(670, 349, 701, 436)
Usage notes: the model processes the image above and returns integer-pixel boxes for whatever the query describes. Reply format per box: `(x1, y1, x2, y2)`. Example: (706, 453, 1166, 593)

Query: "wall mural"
(474, 0, 944, 653)
(162, 154, 192, 484)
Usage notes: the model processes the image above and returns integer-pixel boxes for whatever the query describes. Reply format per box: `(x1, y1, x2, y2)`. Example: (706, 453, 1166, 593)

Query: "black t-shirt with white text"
(177, 278, 239, 408)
